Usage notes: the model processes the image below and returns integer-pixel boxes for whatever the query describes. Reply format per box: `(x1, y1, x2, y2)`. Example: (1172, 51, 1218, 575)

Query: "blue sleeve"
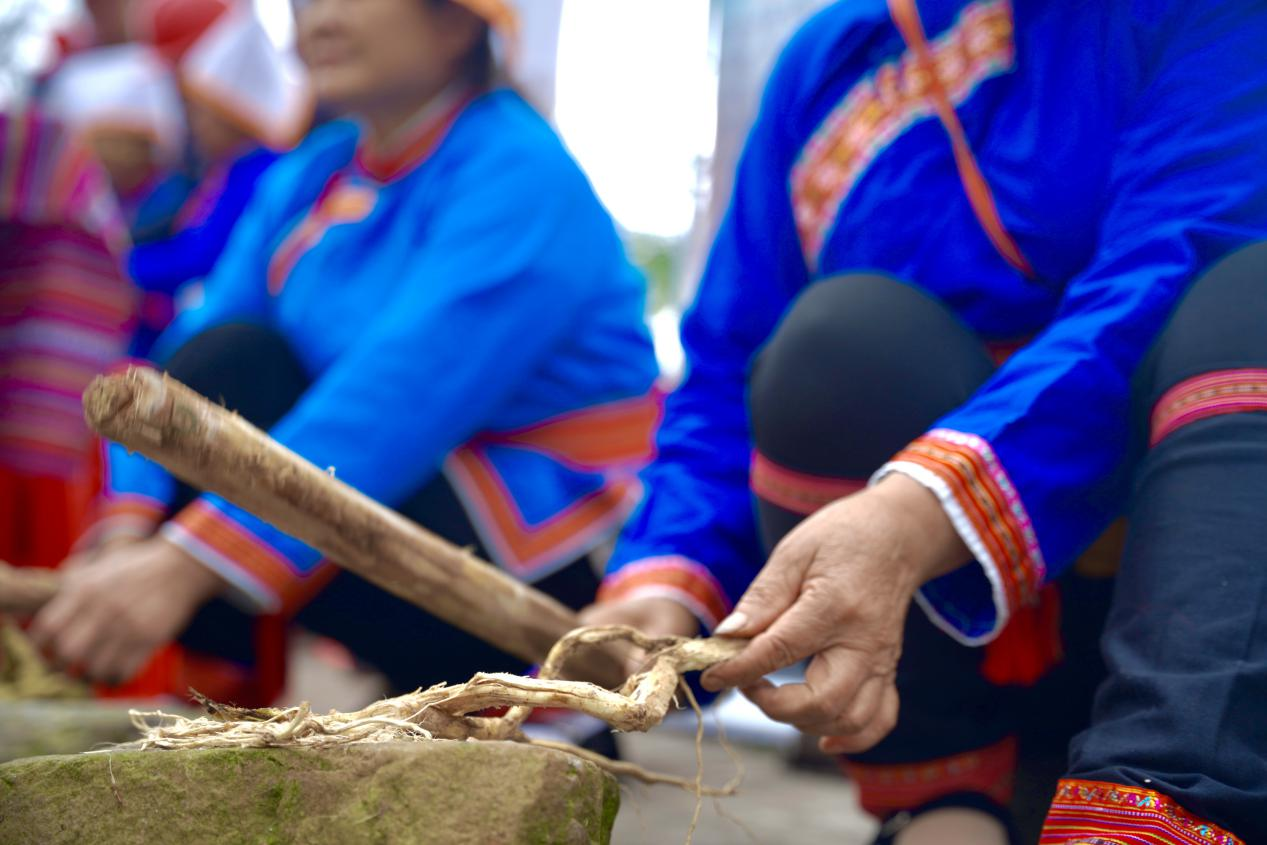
(104, 154, 292, 514)
(126, 151, 276, 295)
(166, 141, 631, 609)
(888, 2, 1267, 644)
(602, 37, 815, 629)
(146, 161, 289, 363)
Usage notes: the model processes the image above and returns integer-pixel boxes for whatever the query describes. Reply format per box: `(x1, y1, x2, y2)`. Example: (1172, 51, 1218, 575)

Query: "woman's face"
(294, 0, 483, 115)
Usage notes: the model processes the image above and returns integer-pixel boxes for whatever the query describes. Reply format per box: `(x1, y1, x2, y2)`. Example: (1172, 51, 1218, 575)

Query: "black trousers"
(162, 324, 601, 695)
(747, 243, 1267, 842)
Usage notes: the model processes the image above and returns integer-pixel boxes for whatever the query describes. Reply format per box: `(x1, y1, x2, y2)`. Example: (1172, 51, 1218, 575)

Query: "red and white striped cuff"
(162, 499, 335, 616)
(876, 428, 1045, 645)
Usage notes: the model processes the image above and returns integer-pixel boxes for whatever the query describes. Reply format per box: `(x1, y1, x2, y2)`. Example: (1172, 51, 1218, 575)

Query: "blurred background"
(1, 0, 837, 376)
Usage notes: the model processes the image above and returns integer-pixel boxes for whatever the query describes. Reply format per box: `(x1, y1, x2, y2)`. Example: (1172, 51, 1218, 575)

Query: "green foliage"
(627, 233, 689, 314)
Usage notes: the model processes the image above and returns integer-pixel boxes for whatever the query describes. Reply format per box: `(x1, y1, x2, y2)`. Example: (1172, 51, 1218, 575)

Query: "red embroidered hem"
(1041, 779, 1243, 845)
(840, 736, 1017, 819)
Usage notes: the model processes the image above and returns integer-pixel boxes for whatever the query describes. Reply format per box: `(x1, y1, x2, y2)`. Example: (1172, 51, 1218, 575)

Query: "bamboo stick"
(83, 367, 623, 684)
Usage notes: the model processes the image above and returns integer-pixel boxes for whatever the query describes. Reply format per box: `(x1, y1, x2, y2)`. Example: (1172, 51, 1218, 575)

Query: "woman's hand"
(30, 536, 226, 684)
(577, 596, 701, 676)
(59, 530, 156, 574)
(700, 474, 969, 755)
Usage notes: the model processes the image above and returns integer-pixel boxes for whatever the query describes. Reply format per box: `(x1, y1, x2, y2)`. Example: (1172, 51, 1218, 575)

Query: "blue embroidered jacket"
(602, 0, 1267, 643)
(100, 89, 660, 613)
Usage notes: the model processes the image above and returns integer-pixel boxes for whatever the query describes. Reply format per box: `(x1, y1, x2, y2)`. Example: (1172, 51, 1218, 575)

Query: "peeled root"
(0, 618, 88, 701)
(124, 627, 748, 801)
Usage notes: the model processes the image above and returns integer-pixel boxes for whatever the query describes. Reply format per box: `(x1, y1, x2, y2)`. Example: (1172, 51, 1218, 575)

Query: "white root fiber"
(123, 627, 747, 798)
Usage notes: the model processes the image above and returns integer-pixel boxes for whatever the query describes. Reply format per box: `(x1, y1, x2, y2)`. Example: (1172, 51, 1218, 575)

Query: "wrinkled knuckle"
(764, 633, 800, 669)
(833, 712, 864, 735)
(800, 698, 837, 725)
(740, 585, 778, 611)
(825, 591, 861, 620)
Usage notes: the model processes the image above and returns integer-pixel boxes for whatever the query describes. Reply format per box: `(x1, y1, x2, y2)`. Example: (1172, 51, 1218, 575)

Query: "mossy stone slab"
(0, 740, 618, 845)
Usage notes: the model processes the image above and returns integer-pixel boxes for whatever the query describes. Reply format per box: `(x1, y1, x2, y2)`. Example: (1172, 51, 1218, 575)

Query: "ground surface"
(614, 731, 877, 844)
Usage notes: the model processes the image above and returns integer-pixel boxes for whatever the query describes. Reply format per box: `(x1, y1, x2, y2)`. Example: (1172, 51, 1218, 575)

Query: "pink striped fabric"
(1150, 369, 1267, 447)
(0, 110, 129, 253)
(0, 111, 135, 478)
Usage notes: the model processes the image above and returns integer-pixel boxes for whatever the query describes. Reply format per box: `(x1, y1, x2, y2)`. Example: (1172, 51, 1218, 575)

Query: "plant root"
(122, 627, 747, 800)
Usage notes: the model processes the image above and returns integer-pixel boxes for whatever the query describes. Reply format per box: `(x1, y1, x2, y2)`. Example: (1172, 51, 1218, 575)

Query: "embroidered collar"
(353, 84, 476, 183)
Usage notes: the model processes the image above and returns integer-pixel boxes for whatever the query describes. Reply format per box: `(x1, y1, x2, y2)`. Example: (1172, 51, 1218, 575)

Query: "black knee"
(161, 323, 309, 512)
(161, 323, 310, 431)
(1146, 241, 1267, 395)
(748, 273, 995, 476)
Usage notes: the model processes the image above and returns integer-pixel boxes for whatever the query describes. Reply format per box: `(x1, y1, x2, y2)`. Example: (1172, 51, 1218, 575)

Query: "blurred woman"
(0, 112, 134, 572)
(32, 0, 659, 710)
(40, 41, 190, 244)
(126, 0, 312, 355)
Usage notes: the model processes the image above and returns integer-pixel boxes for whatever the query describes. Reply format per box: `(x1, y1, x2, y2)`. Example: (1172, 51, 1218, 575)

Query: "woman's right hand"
(32, 535, 224, 684)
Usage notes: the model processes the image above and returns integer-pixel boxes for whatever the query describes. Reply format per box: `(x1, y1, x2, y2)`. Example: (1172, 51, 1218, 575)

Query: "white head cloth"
(179, 2, 312, 150)
(41, 43, 186, 161)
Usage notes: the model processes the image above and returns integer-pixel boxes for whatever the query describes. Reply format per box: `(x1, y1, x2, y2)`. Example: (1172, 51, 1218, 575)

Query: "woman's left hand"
(700, 474, 969, 755)
(30, 536, 227, 685)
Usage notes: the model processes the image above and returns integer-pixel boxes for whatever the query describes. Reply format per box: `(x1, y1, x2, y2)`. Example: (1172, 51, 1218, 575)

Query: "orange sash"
(887, 0, 1036, 279)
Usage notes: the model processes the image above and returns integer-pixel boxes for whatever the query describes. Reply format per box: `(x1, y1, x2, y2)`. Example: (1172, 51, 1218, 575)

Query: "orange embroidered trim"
(446, 447, 641, 578)
(597, 557, 731, 630)
(791, 0, 1017, 271)
(894, 429, 1044, 610)
(1041, 779, 1244, 845)
(444, 393, 660, 577)
(840, 735, 1017, 819)
(749, 451, 867, 515)
(488, 392, 663, 473)
(1150, 369, 1267, 447)
(266, 176, 378, 296)
(353, 89, 472, 183)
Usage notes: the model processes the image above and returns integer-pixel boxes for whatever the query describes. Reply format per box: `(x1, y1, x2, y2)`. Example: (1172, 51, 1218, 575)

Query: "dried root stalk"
(126, 626, 746, 795)
(0, 561, 58, 615)
(0, 618, 88, 701)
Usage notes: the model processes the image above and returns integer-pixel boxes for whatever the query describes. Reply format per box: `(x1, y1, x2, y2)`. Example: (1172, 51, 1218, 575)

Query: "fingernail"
(700, 672, 722, 693)
(713, 612, 747, 636)
(819, 737, 846, 756)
